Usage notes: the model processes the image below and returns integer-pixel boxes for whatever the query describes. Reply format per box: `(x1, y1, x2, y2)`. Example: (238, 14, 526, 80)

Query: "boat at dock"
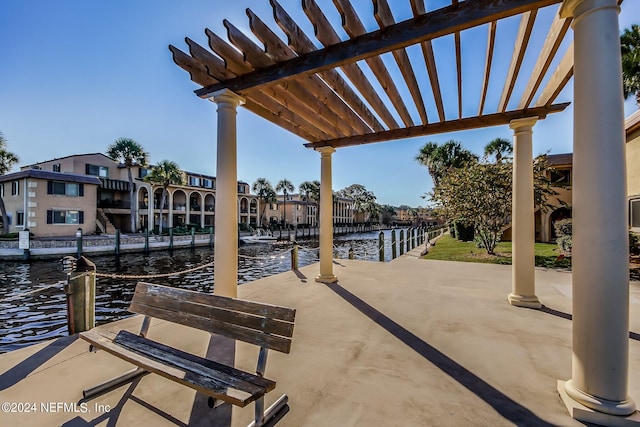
(239, 229, 277, 244)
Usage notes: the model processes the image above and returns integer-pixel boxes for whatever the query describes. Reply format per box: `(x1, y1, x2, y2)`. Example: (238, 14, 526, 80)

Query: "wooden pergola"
(170, 0, 572, 149)
(169, 1, 638, 425)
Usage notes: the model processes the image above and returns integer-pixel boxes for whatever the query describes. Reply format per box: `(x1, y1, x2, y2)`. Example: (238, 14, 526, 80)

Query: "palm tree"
(252, 178, 276, 227)
(106, 138, 148, 232)
(415, 142, 441, 185)
(415, 140, 478, 187)
(144, 160, 184, 233)
(621, 24, 640, 105)
(275, 179, 295, 228)
(298, 180, 319, 202)
(484, 137, 513, 163)
(0, 132, 19, 235)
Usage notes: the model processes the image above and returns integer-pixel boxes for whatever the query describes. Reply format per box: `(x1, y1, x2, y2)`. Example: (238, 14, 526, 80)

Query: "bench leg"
(248, 394, 289, 427)
(83, 367, 148, 399)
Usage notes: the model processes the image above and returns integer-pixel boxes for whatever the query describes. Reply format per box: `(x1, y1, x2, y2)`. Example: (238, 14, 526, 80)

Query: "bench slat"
(113, 331, 273, 393)
(128, 302, 293, 354)
(131, 291, 294, 338)
(81, 328, 275, 407)
(137, 282, 296, 322)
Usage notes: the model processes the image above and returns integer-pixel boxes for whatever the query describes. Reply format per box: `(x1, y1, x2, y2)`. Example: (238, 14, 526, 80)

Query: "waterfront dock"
(1, 256, 639, 426)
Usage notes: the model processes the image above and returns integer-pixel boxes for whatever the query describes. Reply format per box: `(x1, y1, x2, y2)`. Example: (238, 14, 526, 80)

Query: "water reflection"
(0, 230, 409, 353)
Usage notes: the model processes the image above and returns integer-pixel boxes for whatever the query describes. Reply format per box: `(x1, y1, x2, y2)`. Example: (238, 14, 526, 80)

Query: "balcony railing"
(98, 200, 131, 209)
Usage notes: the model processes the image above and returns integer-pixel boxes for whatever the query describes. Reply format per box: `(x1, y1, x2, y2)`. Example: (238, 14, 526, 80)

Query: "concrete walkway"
(1, 257, 639, 426)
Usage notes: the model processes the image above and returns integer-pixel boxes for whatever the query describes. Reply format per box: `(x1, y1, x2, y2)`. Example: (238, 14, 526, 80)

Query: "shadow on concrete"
(292, 270, 307, 282)
(69, 334, 235, 426)
(325, 281, 557, 427)
(540, 305, 640, 341)
(188, 334, 234, 427)
(65, 375, 189, 427)
(0, 335, 78, 391)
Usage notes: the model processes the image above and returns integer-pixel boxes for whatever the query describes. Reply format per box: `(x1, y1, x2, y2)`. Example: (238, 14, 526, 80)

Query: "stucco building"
(0, 169, 101, 237)
(0, 153, 260, 237)
(627, 109, 640, 233)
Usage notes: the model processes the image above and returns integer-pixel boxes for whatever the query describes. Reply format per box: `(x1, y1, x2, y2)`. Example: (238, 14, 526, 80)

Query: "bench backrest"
(129, 282, 296, 353)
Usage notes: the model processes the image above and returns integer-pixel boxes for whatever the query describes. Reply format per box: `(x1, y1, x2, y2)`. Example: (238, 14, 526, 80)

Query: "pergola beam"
(194, 0, 562, 97)
(498, 10, 537, 112)
(305, 102, 569, 149)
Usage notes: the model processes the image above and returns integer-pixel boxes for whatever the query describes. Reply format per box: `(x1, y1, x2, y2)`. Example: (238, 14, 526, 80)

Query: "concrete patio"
(1, 254, 639, 426)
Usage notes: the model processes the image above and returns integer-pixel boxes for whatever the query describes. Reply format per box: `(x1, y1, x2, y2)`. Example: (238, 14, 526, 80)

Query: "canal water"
(0, 230, 407, 353)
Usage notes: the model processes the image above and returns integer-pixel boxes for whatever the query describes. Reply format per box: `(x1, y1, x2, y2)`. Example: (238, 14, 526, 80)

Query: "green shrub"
(448, 222, 456, 239)
(630, 231, 640, 255)
(554, 218, 572, 254)
(454, 219, 475, 242)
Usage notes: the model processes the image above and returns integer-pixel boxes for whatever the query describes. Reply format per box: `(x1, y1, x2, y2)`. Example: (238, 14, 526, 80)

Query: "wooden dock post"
(349, 246, 354, 259)
(76, 228, 83, 258)
(391, 230, 397, 259)
(144, 228, 149, 254)
(291, 244, 299, 270)
(378, 231, 384, 262)
(399, 230, 405, 256)
(169, 227, 174, 251)
(191, 227, 195, 249)
(64, 256, 96, 335)
(115, 229, 120, 256)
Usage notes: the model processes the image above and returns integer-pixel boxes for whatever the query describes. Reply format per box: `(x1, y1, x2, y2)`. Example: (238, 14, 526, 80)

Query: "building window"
(550, 168, 571, 185)
(86, 164, 109, 178)
(16, 211, 24, 226)
(0, 183, 3, 197)
(270, 203, 278, 210)
(47, 209, 84, 225)
(138, 168, 150, 179)
(203, 179, 213, 189)
(11, 181, 19, 196)
(631, 198, 640, 228)
(189, 177, 201, 187)
(47, 181, 83, 196)
(53, 163, 61, 172)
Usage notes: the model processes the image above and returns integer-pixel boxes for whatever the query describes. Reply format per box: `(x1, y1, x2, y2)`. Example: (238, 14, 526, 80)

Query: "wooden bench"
(80, 282, 296, 427)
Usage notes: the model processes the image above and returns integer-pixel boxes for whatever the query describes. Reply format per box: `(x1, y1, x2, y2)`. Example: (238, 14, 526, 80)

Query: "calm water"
(0, 230, 409, 353)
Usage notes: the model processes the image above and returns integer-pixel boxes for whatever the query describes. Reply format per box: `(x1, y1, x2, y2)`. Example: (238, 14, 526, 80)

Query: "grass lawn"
(423, 235, 571, 269)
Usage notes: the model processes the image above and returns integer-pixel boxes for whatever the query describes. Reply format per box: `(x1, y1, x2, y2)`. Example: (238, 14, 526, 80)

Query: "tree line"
(416, 138, 558, 255)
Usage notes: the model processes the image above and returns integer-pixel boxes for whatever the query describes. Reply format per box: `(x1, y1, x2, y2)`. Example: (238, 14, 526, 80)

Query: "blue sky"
(1, 1, 638, 207)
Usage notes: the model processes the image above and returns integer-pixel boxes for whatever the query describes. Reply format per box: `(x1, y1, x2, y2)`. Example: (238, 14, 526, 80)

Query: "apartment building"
(263, 194, 356, 228)
(627, 110, 640, 233)
(2, 153, 259, 237)
(0, 169, 101, 237)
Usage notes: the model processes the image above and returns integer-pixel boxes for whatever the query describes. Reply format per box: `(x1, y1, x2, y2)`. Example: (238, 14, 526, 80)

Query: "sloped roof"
(0, 169, 102, 185)
(546, 153, 572, 166)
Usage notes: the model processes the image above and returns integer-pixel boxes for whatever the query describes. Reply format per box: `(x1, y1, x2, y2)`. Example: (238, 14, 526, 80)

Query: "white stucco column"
(558, 0, 638, 423)
(316, 147, 337, 283)
(200, 195, 206, 228)
(168, 192, 174, 229)
(146, 185, 154, 233)
(508, 117, 541, 309)
(211, 89, 245, 298)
